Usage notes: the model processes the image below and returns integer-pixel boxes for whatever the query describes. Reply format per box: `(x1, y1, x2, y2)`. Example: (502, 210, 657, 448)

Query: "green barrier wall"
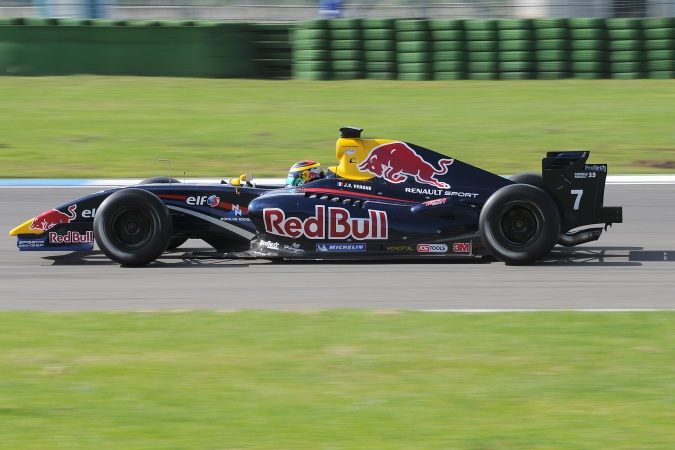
(0, 20, 255, 78)
(1, 17, 673, 79)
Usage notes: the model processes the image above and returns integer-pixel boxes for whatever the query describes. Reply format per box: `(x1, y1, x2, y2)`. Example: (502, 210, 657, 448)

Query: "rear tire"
(509, 172, 545, 190)
(94, 189, 172, 266)
(479, 184, 560, 265)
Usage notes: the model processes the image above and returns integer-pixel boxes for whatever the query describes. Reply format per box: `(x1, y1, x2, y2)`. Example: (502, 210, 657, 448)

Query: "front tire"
(479, 184, 560, 265)
(139, 176, 181, 185)
(94, 189, 173, 266)
(139, 176, 187, 250)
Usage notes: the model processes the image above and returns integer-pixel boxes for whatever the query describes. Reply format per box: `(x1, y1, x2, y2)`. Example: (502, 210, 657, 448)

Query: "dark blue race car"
(10, 127, 622, 266)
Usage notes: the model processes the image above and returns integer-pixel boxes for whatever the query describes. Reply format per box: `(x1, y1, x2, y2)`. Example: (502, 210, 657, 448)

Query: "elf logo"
(82, 208, 96, 219)
(187, 195, 220, 207)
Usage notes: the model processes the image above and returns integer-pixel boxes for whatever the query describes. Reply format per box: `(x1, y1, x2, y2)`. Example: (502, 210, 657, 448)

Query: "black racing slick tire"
(138, 176, 187, 250)
(508, 172, 545, 190)
(479, 184, 560, 265)
(94, 189, 173, 266)
(139, 176, 181, 185)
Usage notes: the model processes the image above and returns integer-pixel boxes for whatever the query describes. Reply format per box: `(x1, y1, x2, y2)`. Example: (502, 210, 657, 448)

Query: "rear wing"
(542, 151, 622, 233)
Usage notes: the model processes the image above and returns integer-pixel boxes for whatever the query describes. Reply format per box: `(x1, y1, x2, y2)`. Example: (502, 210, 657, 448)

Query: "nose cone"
(9, 218, 40, 236)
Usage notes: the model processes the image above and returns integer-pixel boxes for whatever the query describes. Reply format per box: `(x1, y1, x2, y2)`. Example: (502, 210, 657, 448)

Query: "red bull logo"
(49, 230, 94, 244)
(263, 205, 388, 240)
(357, 142, 453, 189)
(29, 204, 77, 231)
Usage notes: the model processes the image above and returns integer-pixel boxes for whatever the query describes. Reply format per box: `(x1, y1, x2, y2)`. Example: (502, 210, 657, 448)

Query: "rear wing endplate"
(542, 151, 622, 233)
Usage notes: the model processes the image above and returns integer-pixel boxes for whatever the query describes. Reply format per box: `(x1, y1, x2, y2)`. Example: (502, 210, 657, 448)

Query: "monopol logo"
(316, 243, 366, 252)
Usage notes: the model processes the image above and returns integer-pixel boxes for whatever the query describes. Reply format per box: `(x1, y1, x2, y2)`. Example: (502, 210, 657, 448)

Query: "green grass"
(1, 77, 675, 178)
(1, 311, 674, 449)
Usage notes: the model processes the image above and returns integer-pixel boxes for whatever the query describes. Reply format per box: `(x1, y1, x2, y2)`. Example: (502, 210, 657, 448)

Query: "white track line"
(422, 309, 675, 312)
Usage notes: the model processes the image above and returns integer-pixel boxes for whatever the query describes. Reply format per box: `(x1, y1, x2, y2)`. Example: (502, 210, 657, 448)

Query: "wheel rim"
(110, 207, 154, 250)
(497, 202, 541, 246)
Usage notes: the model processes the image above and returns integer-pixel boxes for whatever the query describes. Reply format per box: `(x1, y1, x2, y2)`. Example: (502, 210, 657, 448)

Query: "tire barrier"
(2, 17, 675, 80)
(497, 18, 535, 80)
(643, 17, 675, 79)
(568, 18, 609, 79)
(329, 18, 363, 80)
(362, 18, 396, 80)
(464, 19, 499, 80)
(296, 17, 675, 80)
(606, 18, 644, 79)
(395, 19, 432, 80)
(291, 19, 331, 80)
(430, 19, 466, 80)
(533, 18, 570, 80)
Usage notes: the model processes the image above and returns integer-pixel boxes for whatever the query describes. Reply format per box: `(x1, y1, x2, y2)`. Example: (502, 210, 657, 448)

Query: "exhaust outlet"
(557, 228, 603, 247)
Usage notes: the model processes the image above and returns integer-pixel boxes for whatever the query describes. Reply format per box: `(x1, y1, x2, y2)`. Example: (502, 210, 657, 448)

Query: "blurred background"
(1, 0, 675, 21)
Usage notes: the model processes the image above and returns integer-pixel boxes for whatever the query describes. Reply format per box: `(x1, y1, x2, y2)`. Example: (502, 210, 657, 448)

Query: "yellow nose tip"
(9, 218, 41, 236)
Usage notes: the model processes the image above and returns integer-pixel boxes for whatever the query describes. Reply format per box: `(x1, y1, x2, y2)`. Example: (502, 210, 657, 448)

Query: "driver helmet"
(286, 160, 325, 187)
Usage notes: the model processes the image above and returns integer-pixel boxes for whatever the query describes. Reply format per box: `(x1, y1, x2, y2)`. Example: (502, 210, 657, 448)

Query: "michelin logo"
(316, 243, 366, 252)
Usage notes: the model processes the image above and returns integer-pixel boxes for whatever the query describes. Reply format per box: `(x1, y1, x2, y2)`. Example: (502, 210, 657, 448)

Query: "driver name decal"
(263, 205, 388, 240)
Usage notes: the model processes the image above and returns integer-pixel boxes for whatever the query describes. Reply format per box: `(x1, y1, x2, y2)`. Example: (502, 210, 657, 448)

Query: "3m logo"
(452, 242, 471, 253)
(417, 243, 448, 253)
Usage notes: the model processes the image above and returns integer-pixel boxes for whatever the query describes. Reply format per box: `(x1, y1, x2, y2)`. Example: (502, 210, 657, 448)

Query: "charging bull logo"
(29, 204, 77, 231)
(357, 142, 453, 189)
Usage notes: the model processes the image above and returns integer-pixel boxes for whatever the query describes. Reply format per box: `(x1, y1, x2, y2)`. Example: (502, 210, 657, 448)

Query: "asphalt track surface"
(1, 185, 674, 311)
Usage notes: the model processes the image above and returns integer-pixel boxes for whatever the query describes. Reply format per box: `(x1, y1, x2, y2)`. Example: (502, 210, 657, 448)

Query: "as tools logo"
(30, 204, 77, 231)
(357, 142, 453, 189)
(417, 243, 448, 253)
(263, 205, 388, 240)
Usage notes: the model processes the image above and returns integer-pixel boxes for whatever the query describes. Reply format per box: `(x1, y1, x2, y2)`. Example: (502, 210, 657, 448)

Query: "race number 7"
(571, 189, 583, 210)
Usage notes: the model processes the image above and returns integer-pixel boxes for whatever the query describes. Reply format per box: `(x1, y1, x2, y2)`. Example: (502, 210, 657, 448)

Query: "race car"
(9, 126, 622, 266)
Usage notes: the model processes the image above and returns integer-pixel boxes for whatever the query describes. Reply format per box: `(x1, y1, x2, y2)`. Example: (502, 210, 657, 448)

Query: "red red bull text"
(49, 231, 94, 244)
(30, 204, 77, 231)
(357, 142, 453, 189)
(263, 206, 388, 240)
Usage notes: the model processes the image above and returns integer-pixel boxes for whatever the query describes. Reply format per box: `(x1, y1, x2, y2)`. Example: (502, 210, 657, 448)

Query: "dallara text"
(10, 127, 622, 266)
